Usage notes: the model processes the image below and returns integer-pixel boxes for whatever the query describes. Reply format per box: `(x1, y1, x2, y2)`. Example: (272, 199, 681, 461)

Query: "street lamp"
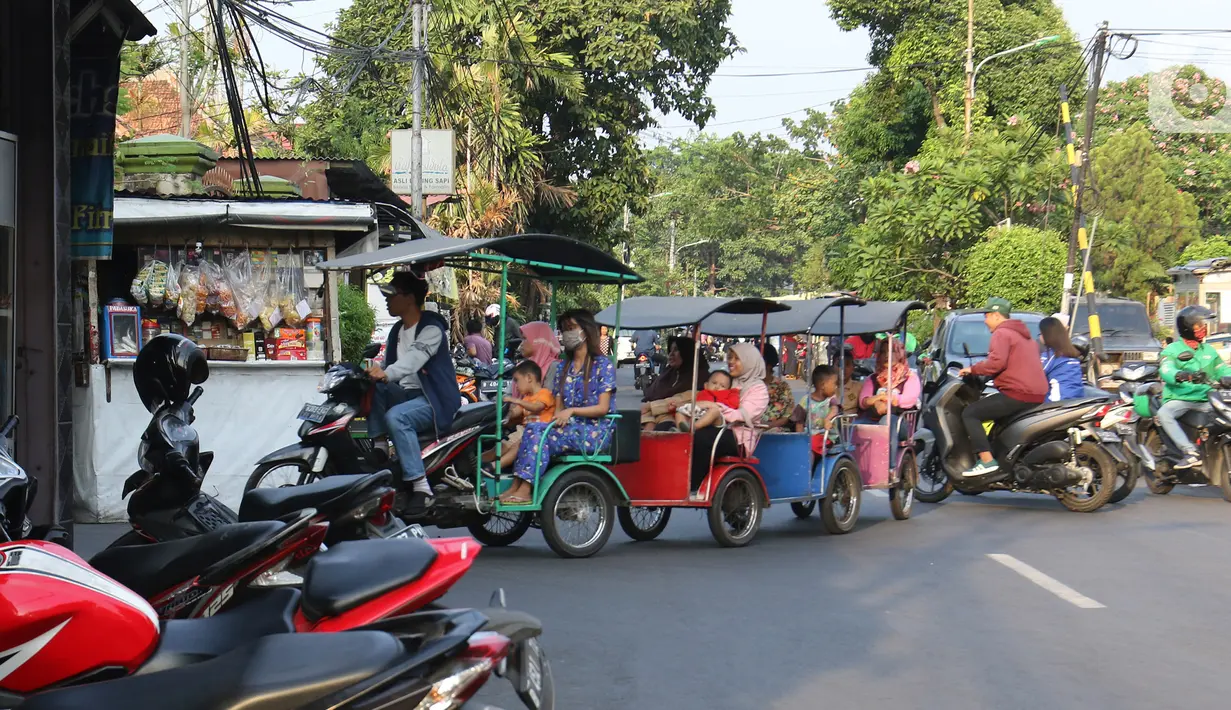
(670, 239, 709, 273)
(970, 35, 1062, 103)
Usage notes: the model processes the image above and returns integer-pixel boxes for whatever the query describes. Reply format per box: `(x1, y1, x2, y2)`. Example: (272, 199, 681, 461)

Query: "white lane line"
(986, 554, 1106, 609)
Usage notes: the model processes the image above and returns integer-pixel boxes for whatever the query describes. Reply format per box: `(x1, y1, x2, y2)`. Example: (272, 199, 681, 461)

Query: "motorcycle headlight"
(0, 454, 25, 483)
(318, 368, 349, 393)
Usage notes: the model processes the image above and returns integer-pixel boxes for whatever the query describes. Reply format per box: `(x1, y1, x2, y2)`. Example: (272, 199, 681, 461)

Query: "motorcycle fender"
(1101, 441, 1130, 468)
(529, 462, 629, 508)
(122, 470, 152, 499)
(256, 443, 319, 467)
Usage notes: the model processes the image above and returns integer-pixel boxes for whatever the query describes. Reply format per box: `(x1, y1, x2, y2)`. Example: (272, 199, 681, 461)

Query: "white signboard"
(391, 128, 455, 196)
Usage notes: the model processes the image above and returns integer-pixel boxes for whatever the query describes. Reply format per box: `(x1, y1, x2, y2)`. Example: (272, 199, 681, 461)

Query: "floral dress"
(761, 378, 795, 433)
(512, 355, 617, 482)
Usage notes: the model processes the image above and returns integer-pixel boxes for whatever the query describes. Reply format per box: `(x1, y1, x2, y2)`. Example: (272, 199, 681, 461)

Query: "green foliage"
(298, 0, 738, 244)
(117, 40, 171, 116)
(963, 225, 1066, 313)
(826, 74, 932, 167)
(1090, 125, 1202, 301)
(832, 124, 1068, 304)
(338, 284, 377, 364)
(1177, 235, 1231, 265)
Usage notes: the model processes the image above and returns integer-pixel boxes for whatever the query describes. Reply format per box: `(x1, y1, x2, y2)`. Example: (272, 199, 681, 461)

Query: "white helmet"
(484, 304, 501, 319)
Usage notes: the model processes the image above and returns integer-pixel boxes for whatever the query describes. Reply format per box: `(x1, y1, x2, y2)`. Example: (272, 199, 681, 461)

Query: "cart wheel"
(821, 459, 861, 535)
(890, 451, 917, 521)
(467, 511, 532, 547)
(539, 469, 615, 558)
(617, 507, 671, 541)
(790, 501, 816, 519)
(707, 469, 763, 548)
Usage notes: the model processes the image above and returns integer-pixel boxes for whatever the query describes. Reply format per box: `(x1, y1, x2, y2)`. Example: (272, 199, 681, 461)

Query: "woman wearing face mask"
(500, 309, 617, 504)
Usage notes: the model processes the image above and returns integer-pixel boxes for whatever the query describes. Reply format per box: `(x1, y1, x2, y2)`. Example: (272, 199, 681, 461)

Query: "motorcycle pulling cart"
(704, 299, 925, 532)
(270, 233, 645, 559)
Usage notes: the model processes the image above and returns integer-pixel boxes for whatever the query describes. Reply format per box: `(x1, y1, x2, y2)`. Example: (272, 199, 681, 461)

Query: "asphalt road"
(73, 365, 1231, 709)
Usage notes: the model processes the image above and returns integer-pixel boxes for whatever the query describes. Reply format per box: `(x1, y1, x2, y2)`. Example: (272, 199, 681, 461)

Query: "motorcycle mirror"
(362, 343, 383, 359)
(1178, 351, 1195, 362)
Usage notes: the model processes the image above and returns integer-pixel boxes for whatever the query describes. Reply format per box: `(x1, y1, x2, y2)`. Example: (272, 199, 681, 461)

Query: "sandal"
(499, 493, 531, 504)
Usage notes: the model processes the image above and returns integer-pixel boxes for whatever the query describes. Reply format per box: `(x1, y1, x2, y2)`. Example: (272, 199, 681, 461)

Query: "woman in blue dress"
(1039, 316, 1085, 402)
(499, 309, 616, 504)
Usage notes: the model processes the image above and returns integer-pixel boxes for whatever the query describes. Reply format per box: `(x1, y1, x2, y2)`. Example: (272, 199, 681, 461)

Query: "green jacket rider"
(1157, 305, 1231, 469)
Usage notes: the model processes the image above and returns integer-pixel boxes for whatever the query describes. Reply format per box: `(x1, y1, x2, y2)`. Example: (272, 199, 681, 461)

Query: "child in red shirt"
(675, 370, 740, 432)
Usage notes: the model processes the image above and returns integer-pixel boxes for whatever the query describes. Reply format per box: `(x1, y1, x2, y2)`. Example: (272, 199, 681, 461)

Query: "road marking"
(986, 554, 1105, 609)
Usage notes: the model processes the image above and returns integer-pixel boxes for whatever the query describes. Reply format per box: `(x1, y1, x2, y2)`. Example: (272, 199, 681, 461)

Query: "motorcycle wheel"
(1058, 441, 1117, 512)
(467, 511, 532, 547)
(1219, 444, 1231, 503)
(1142, 430, 1175, 495)
(1109, 458, 1139, 504)
(245, 461, 317, 493)
(789, 501, 816, 519)
(617, 506, 671, 541)
(914, 451, 953, 504)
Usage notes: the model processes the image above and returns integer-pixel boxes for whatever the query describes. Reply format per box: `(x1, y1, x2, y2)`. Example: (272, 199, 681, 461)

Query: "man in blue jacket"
(367, 272, 461, 513)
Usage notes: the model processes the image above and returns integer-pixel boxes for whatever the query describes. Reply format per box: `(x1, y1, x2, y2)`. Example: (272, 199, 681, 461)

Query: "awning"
(595, 296, 790, 329)
(808, 300, 926, 336)
(316, 233, 643, 284)
(700, 297, 865, 336)
(114, 196, 375, 231)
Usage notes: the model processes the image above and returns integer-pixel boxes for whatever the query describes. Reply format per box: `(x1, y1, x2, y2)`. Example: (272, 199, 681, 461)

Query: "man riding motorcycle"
(1157, 305, 1231, 470)
(367, 272, 461, 513)
(957, 297, 1049, 477)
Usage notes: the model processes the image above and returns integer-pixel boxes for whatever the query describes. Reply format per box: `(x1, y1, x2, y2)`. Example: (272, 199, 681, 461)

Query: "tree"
(298, 0, 738, 244)
(1177, 235, 1231, 265)
(338, 284, 376, 364)
(827, 0, 1079, 132)
(821, 74, 932, 168)
(963, 225, 1067, 312)
(1090, 125, 1202, 301)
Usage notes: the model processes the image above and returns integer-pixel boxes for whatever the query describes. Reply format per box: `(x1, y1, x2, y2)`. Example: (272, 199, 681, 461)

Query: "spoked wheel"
(467, 511, 533, 547)
(707, 469, 763, 547)
(890, 451, 917, 520)
(617, 506, 671, 541)
(1058, 442, 1117, 512)
(790, 501, 816, 519)
(539, 469, 615, 558)
(1109, 455, 1139, 504)
(821, 459, 861, 534)
(1142, 430, 1175, 495)
(245, 461, 317, 492)
(914, 450, 953, 504)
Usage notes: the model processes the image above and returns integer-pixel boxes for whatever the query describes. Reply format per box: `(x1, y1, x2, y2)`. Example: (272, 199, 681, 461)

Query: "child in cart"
(487, 360, 557, 471)
(791, 365, 841, 455)
(675, 370, 740, 432)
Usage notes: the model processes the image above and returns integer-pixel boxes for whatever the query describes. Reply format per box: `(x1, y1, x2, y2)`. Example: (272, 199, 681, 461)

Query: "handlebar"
(187, 386, 204, 408)
(0, 416, 19, 439)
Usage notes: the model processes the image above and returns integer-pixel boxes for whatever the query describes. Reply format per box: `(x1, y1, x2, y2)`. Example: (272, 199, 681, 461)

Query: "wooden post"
(325, 244, 342, 363)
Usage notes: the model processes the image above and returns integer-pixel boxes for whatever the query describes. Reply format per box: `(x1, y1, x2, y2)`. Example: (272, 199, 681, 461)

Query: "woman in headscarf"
(759, 343, 796, 433)
(858, 336, 921, 441)
(640, 336, 710, 430)
(687, 342, 769, 489)
(519, 321, 562, 392)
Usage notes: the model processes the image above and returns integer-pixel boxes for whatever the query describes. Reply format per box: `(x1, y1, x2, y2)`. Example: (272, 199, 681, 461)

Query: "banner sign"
(70, 52, 121, 259)
(391, 129, 455, 196)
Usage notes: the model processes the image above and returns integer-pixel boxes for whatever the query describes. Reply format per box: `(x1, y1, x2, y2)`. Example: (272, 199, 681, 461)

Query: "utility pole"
(667, 217, 677, 273)
(410, 0, 425, 218)
(622, 202, 631, 264)
(179, 0, 193, 137)
(963, 0, 974, 139)
(1062, 22, 1108, 321)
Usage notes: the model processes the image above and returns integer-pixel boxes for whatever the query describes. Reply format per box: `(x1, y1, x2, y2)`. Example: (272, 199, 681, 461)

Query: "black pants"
(691, 427, 738, 489)
(962, 394, 1036, 455)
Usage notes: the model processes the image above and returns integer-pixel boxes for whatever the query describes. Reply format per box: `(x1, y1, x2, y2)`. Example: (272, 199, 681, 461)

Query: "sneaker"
(960, 459, 1000, 478)
(1174, 453, 1202, 470)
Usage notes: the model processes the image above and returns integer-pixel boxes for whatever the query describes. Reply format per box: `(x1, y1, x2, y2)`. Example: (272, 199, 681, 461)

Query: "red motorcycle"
(0, 540, 553, 709)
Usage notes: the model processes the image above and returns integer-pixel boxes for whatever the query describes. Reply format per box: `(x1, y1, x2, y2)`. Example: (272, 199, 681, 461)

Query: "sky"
(134, 0, 1231, 141)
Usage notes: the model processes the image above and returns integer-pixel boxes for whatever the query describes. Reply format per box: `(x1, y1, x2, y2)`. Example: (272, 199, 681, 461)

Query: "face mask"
(561, 329, 585, 351)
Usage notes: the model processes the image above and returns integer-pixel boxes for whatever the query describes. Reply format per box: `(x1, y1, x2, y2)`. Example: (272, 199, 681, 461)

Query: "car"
(1071, 297, 1161, 375)
(920, 310, 1044, 385)
(615, 329, 635, 364)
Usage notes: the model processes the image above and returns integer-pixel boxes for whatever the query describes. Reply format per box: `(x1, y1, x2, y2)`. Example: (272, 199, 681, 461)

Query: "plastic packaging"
(146, 260, 168, 308)
(177, 264, 199, 326)
(131, 261, 154, 306)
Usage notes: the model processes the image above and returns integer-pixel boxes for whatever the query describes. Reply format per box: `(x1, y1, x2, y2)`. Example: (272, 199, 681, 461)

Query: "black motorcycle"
(247, 355, 529, 546)
(1133, 357, 1231, 501)
(634, 352, 653, 391)
(914, 368, 1120, 512)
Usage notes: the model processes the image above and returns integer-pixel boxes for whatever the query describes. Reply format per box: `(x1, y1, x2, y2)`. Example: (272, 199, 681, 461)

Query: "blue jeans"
(1157, 399, 1210, 456)
(368, 382, 412, 438)
(386, 396, 437, 482)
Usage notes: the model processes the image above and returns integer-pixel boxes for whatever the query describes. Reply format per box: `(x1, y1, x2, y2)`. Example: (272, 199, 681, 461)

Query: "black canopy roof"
(595, 296, 790, 330)
(315, 234, 643, 284)
(700, 297, 864, 336)
(808, 300, 926, 336)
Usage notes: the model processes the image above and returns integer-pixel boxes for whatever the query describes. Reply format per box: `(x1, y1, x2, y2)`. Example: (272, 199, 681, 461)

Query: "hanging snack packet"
(178, 264, 198, 326)
(165, 260, 181, 307)
(131, 260, 154, 306)
(147, 260, 169, 308)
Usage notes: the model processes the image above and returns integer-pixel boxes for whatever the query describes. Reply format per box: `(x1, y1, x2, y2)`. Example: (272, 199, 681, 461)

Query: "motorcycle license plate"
(518, 637, 544, 709)
(1097, 430, 1121, 443)
(297, 403, 331, 423)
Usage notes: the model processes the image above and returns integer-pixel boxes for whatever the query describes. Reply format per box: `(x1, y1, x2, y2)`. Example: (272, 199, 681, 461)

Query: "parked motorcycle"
(913, 368, 1120, 511)
(634, 352, 653, 391)
(1131, 358, 1231, 501)
(247, 357, 528, 546)
(0, 540, 552, 709)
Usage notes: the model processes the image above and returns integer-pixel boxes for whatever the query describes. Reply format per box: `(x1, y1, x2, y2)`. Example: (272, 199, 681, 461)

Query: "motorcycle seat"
(89, 521, 285, 599)
(138, 588, 301, 675)
(999, 397, 1107, 427)
(21, 631, 402, 710)
(237, 472, 393, 523)
(300, 538, 438, 622)
(418, 401, 508, 446)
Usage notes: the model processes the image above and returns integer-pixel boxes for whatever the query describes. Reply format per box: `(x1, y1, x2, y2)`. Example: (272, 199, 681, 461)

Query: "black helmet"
(134, 334, 208, 413)
(1176, 305, 1216, 342)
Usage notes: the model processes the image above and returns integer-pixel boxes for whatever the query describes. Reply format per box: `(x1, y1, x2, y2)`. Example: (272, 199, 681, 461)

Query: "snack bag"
(177, 264, 198, 326)
(165, 260, 181, 307)
(258, 257, 282, 330)
(147, 260, 169, 308)
(131, 260, 154, 306)
(224, 251, 261, 330)
(196, 269, 208, 314)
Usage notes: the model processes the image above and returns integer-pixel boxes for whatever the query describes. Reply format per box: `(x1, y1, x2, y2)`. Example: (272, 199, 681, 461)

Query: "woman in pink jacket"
(858, 337, 921, 442)
(689, 342, 769, 488)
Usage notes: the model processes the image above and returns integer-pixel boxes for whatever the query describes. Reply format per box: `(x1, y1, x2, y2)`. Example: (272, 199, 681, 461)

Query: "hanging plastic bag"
(259, 254, 283, 330)
(131, 260, 154, 306)
(281, 252, 308, 327)
(165, 259, 181, 308)
(178, 264, 198, 326)
(147, 260, 169, 308)
(426, 265, 459, 301)
(224, 251, 262, 330)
